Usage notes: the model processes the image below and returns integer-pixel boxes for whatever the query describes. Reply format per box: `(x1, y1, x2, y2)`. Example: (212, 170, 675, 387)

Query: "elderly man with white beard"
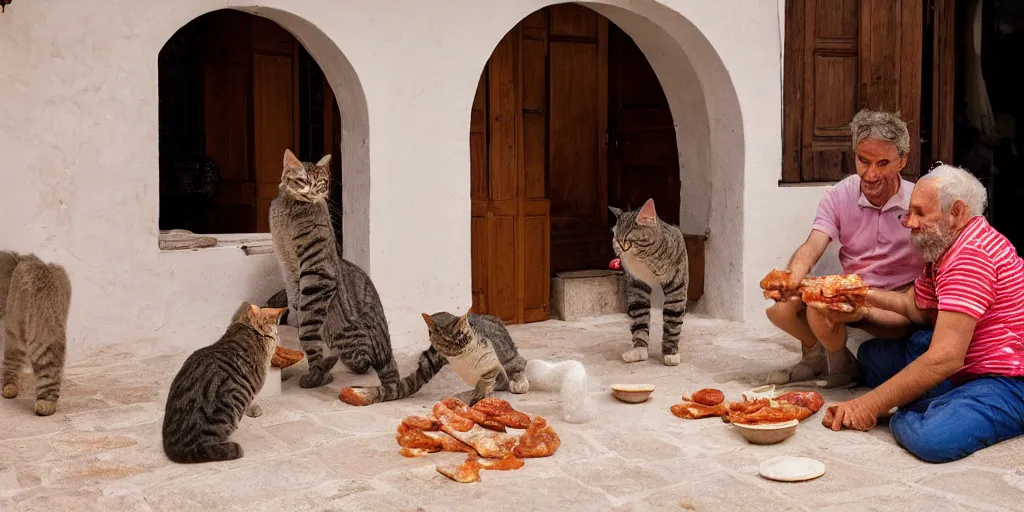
(820, 164, 1024, 463)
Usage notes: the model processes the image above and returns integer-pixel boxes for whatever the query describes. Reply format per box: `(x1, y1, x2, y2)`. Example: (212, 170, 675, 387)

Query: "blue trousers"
(857, 329, 1024, 463)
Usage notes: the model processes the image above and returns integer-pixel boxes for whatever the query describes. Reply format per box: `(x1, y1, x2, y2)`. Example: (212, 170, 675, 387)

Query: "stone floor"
(2, 313, 1024, 512)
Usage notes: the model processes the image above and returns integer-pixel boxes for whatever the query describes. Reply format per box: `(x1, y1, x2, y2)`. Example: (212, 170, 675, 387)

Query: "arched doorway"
(157, 9, 343, 243)
(470, 3, 699, 324)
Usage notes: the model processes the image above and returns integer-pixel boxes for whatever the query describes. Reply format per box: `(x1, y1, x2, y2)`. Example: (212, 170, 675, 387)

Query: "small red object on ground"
(609, 258, 621, 270)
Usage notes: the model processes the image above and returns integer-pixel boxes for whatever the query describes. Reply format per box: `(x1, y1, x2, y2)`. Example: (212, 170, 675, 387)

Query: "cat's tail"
(264, 289, 290, 325)
(164, 441, 244, 464)
(338, 347, 447, 406)
(523, 358, 598, 424)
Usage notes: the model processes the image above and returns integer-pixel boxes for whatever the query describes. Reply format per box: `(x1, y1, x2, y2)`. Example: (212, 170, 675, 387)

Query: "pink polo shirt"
(811, 175, 924, 291)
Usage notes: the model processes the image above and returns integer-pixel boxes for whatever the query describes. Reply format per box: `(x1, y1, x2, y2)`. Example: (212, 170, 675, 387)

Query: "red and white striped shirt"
(914, 215, 1024, 383)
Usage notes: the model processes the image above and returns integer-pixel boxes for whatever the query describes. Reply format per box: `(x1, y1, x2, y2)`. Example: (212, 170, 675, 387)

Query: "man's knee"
(766, 299, 800, 326)
(890, 413, 971, 463)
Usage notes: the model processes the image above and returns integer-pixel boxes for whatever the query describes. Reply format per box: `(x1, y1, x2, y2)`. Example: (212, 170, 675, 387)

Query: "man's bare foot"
(622, 346, 649, 363)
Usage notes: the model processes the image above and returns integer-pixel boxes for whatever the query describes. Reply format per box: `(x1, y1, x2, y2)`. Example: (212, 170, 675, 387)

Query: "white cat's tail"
(523, 359, 597, 424)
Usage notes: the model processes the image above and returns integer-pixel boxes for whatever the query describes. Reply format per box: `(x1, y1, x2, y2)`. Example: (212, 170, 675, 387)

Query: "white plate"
(758, 455, 825, 482)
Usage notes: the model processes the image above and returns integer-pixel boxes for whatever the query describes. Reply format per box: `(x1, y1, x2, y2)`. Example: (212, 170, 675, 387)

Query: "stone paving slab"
(1, 313, 1023, 511)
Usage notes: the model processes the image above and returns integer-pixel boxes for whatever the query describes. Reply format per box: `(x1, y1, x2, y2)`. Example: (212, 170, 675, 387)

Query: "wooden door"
(470, 24, 552, 325)
(607, 24, 680, 227)
(547, 5, 610, 274)
(201, 11, 254, 233)
(252, 18, 299, 233)
(782, 0, 923, 183)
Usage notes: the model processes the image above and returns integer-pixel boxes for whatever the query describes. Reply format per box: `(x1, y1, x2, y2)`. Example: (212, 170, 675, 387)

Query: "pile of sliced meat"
(670, 388, 825, 424)
(396, 397, 560, 483)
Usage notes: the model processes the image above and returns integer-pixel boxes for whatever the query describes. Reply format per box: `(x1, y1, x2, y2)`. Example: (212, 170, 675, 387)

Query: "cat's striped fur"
(161, 303, 286, 464)
(268, 149, 445, 404)
(422, 310, 529, 405)
(609, 199, 689, 366)
(0, 251, 72, 416)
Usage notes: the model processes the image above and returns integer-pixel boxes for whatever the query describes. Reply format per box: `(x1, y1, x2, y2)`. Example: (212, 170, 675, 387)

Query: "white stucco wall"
(0, 0, 834, 361)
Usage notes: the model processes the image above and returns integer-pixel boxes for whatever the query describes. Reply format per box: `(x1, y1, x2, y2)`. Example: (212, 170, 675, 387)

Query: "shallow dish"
(610, 383, 655, 403)
(742, 384, 776, 401)
(758, 455, 825, 482)
(731, 419, 798, 445)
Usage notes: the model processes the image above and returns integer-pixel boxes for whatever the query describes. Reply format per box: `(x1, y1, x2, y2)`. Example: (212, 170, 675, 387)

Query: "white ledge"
(158, 230, 274, 255)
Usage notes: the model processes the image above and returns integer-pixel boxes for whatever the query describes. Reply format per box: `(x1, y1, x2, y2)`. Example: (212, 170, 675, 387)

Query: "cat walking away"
(609, 198, 690, 366)
(270, 149, 445, 405)
(0, 251, 72, 416)
(161, 303, 286, 464)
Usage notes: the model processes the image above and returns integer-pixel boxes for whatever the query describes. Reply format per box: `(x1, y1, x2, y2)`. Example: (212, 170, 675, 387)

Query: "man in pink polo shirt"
(765, 110, 926, 387)
(823, 164, 1024, 463)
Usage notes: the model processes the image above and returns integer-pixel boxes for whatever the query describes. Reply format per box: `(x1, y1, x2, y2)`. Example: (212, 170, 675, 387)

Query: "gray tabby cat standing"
(162, 303, 286, 463)
(0, 251, 72, 416)
(421, 309, 529, 405)
(609, 198, 689, 366)
(268, 149, 445, 405)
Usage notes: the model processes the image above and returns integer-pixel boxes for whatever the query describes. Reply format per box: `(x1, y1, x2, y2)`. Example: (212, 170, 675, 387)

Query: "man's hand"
(821, 394, 885, 431)
(806, 301, 868, 329)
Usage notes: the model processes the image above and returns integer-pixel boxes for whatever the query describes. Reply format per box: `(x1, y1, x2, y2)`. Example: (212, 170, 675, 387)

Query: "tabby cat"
(421, 309, 529, 405)
(267, 149, 445, 404)
(0, 251, 72, 416)
(609, 198, 689, 366)
(161, 302, 286, 464)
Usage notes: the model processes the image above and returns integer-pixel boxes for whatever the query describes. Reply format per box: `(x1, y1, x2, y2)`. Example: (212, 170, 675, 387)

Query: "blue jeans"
(857, 329, 1024, 463)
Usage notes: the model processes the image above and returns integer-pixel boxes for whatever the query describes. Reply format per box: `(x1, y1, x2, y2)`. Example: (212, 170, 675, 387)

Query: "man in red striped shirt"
(822, 164, 1024, 463)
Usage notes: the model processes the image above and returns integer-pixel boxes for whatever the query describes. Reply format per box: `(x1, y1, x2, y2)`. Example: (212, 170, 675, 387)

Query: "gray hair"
(920, 164, 988, 217)
(849, 109, 911, 157)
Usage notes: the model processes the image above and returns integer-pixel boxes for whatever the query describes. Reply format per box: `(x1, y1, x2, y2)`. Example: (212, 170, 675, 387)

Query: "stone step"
(550, 270, 627, 321)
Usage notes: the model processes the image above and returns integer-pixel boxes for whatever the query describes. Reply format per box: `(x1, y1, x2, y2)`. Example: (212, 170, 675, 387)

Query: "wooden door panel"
(548, 42, 601, 218)
(253, 52, 296, 233)
(488, 215, 518, 323)
(800, 0, 859, 182)
(522, 204, 550, 323)
(785, 0, 922, 183)
(471, 214, 489, 314)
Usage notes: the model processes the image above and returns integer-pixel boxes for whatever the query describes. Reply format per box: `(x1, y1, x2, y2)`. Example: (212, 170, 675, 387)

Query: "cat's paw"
(508, 376, 530, 394)
(621, 346, 649, 363)
(34, 399, 57, 416)
(1, 383, 18, 399)
(663, 353, 681, 366)
(299, 369, 334, 388)
(246, 404, 263, 418)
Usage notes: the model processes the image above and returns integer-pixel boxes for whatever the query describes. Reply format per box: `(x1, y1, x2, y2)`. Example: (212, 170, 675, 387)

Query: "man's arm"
(866, 287, 936, 327)
(785, 230, 832, 286)
(860, 310, 975, 411)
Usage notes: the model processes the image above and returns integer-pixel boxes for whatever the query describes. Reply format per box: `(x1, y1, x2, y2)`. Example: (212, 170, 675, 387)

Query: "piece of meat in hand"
(512, 416, 561, 458)
(471, 397, 532, 430)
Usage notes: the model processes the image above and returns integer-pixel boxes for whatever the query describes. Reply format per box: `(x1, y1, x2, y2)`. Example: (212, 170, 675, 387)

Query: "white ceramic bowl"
(731, 419, 799, 445)
(610, 383, 655, 403)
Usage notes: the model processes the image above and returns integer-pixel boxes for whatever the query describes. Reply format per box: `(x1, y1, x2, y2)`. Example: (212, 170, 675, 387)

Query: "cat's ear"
(315, 154, 332, 168)
(608, 206, 623, 219)
(637, 198, 658, 226)
(421, 313, 435, 331)
(246, 303, 260, 322)
(455, 309, 471, 332)
(264, 307, 288, 321)
(283, 149, 303, 172)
